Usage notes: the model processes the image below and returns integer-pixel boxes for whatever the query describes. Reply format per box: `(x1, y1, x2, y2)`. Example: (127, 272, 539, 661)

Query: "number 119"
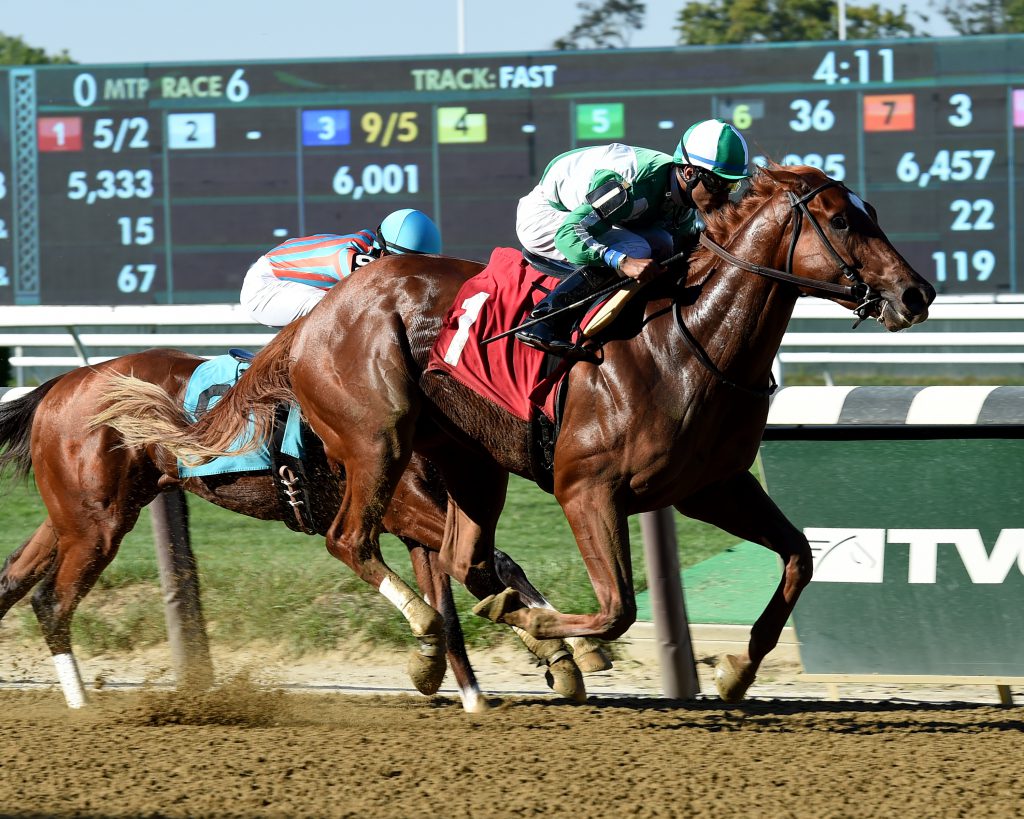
(931, 249, 995, 283)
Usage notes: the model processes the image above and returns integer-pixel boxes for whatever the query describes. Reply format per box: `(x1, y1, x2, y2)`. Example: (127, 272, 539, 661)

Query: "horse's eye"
(831, 216, 848, 231)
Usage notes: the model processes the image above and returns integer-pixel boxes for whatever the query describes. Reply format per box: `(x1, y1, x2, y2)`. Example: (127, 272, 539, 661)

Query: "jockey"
(241, 208, 441, 328)
(514, 118, 750, 359)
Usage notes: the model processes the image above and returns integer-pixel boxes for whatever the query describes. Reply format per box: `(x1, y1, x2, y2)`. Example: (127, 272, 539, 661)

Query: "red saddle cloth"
(426, 247, 574, 422)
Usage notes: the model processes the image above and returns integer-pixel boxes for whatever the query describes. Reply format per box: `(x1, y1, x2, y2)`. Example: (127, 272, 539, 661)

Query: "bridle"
(697, 179, 883, 325)
(675, 177, 885, 396)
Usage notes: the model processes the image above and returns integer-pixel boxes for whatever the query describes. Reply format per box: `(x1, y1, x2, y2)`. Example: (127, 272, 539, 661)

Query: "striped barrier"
(761, 386, 1024, 701)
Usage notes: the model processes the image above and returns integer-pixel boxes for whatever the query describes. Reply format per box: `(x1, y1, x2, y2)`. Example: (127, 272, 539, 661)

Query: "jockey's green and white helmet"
(673, 119, 751, 181)
(377, 209, 442, 254)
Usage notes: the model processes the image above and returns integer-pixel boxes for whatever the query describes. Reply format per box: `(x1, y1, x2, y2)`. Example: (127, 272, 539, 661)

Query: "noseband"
(698, 179, 882, 324)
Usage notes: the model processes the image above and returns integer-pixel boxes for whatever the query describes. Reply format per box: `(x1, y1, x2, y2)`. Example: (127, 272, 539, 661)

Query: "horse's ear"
(757, 163, 783, 185)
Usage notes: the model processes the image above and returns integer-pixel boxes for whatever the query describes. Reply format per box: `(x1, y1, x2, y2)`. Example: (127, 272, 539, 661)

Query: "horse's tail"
(91, 320, 302, 465)
(0, 376, 64, 480)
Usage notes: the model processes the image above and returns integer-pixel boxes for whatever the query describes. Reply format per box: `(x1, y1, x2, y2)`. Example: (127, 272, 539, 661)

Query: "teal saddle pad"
(177, 354, 303, 478)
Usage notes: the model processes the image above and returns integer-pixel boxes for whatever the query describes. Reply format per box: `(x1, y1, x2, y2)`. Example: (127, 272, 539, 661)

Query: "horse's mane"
(702, 168, 778, 235)
(691, 164, 821, 269)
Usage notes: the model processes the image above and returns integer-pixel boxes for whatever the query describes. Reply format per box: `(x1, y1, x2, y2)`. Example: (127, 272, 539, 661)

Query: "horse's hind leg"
(433, 455, 587, 702)
(405, 541, 488, 713)
(676, 471, 812, 703)
(0, 518, 107, 708)
(316, 440, 446, 693)
(0, 522, 59, 620)
(28, 516, 137, 708)
(0, 522, 94, 707)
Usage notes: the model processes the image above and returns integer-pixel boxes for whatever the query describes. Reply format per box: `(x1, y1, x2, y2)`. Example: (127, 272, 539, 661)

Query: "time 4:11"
(813, 48, 894, 85)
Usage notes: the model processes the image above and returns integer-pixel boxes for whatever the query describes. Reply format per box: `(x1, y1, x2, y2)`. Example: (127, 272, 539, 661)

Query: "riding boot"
(516, 266, 620, 359)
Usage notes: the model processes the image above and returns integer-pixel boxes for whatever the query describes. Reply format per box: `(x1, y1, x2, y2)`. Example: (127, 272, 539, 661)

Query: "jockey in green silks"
(514, 118, 751, 360)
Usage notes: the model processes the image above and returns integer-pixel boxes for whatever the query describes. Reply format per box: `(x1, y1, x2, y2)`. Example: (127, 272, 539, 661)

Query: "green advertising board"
(760, 386, 1024, 679)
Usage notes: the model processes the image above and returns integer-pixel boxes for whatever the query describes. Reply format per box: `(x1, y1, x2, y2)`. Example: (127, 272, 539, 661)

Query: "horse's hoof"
(408, 648, 447, 696)
(461, 694, 491, 714)
(714, 654, 755, 703)
(545, 656, 587, 703)
(573, 644, 613, 674)
(472, 588, 524, 623)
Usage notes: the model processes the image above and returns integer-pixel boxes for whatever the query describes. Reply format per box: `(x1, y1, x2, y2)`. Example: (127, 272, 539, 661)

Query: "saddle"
(180, 352, 329, 534)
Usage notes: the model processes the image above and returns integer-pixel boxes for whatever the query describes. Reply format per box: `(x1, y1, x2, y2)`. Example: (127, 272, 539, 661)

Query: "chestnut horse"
(96, 165, 936, 701)
(0, 350, 603, 711)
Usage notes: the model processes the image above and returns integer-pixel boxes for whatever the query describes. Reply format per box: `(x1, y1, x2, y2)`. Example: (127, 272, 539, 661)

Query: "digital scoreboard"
(1, 35, 1021, 304)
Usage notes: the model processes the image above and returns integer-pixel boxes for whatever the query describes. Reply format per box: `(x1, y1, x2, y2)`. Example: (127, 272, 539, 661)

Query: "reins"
(672, 305, 778, 397)
(698, 233, 861, 300)
(698, 180, 872, 307)
(678, 176, 882, 396)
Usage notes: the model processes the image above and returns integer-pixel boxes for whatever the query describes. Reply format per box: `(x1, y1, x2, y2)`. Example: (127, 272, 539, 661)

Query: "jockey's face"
(677, 165, 732, 213)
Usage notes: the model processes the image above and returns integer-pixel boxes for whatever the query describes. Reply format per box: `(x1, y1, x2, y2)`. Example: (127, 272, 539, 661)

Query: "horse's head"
(753, 164, 935, 330)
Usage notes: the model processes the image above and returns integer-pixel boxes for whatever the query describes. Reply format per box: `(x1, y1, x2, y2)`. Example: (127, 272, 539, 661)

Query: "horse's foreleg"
(676, 471, 812, 702)
(484, 492, 636, 645)
(493, 548, 613, 673)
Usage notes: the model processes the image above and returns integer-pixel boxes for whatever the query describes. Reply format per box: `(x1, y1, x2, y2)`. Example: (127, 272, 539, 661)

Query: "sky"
(3, 0, 953, 65)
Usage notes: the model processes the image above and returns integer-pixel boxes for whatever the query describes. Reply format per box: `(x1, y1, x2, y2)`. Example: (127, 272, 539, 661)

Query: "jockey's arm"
(554, 207, 665, 284)
(553, 169, 638, 266)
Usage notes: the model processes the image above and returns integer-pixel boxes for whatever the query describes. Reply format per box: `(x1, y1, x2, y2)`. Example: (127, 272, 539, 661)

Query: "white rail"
(0, 304, 271, 384)
(774, 294, 1024, 382)
(2, 295, 1024, 385)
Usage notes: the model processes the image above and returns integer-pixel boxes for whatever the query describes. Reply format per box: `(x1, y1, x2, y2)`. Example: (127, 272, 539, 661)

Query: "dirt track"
(2, 677, 1022, 819)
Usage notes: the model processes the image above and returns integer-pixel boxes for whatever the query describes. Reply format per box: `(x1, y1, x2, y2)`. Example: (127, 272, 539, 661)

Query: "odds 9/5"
(361, 111, 418, 147)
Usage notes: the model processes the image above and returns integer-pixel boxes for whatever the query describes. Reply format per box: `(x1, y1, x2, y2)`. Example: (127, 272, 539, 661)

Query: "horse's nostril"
(902, 287, 929, 315)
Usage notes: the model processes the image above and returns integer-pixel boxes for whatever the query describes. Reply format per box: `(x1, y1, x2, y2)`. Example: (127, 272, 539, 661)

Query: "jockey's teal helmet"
(673, 119, 751, 181)
(377, 209, 442, 255)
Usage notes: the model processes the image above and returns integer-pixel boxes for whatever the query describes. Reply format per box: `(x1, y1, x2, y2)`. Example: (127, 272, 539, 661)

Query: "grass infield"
(0, 472, 737, 656)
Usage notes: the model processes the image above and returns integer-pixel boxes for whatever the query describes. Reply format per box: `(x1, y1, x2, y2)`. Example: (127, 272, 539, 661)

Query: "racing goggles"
(697, 169, 742, 195)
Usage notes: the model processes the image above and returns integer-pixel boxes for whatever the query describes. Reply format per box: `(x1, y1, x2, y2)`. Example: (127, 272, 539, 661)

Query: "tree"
(0, 31, 73, 65)
(935, 0, 1023, 34)
(675, 0, 921, 44)
(554, 0, 647, 50)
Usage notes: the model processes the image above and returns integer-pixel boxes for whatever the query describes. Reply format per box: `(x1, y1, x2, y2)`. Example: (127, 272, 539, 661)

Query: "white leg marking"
(379, 576, 418, 623)
(459, 683, 484, 713)
(52, 653, 87, 709)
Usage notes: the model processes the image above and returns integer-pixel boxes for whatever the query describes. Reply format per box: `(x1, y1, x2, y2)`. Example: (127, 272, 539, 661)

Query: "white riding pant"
(239, 255, 327, 329)
(515, 186, 674, 264)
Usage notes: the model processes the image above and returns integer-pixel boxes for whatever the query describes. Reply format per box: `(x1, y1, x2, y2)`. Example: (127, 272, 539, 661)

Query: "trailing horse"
(96, 165, 936, 701)
(0, 349, 604, 710)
